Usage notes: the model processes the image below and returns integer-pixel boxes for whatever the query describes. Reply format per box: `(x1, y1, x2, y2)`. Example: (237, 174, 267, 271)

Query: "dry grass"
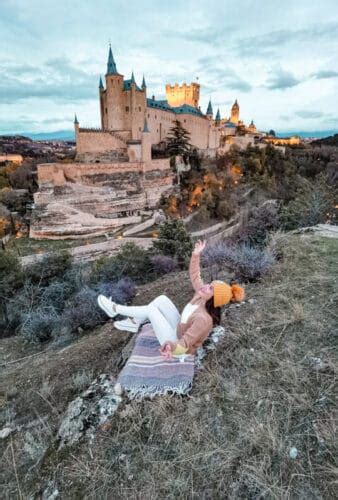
(1, 233, 337, 499)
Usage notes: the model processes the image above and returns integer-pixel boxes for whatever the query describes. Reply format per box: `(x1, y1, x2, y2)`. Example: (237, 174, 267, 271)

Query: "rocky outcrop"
(30, 160, 174, 239)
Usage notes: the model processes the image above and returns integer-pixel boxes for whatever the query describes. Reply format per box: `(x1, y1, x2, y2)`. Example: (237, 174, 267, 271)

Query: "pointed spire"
(74, 113, 79, 124)
(142, 74, 146, 89)
(106, 44, 118, 75)
(99, 75, 104, 89)
(206, 99, 213, 116)
(215, 108, 221, 122)
(131, 71, 136, 84)
(143, 118, 150, 133)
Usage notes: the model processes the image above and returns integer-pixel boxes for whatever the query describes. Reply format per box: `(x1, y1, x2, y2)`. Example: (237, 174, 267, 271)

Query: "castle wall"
(76, 130, 126, 155)
(146, 107, 221, 150)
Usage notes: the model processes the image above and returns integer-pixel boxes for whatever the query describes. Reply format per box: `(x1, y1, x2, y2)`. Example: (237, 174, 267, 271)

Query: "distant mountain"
(310, 133, 338, 146)
(17, 130, 75, 141)
(277, 130, 338, 139)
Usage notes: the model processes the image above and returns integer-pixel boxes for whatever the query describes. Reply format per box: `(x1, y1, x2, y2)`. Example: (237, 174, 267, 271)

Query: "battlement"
(165, 81, 200, 108)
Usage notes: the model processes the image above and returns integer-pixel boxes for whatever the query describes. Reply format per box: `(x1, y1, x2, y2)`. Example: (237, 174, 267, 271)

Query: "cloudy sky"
(1, 0, 338, 135)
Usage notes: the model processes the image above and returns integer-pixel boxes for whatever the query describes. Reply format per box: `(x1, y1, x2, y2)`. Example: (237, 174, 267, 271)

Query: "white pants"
(115, 294, 181, 346)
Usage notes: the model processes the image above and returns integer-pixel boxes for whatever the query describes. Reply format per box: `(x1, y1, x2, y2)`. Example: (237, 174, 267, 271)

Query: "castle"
(30, 47, 262, 240)
(75, 45, 261, 162)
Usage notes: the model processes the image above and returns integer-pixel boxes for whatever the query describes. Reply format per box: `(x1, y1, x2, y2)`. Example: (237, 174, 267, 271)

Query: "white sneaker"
(114, 317, 140, 333)
(97, 295, 118, 318)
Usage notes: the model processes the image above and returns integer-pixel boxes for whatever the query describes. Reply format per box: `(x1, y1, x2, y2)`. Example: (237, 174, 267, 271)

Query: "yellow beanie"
(212, 280, 245, 307)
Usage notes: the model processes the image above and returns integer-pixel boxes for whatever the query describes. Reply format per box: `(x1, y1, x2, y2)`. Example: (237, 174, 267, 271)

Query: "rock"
(248, 298, 255, 304)
(289, 447, 298, 459)
(114, 382, 123, 395)
(57, 373, 122, 449)
(0, 426, 15, 439)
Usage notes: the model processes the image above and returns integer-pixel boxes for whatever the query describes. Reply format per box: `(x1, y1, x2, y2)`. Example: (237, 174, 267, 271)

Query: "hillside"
(0, 232, 337, 498)
(311, 133, 338, 146)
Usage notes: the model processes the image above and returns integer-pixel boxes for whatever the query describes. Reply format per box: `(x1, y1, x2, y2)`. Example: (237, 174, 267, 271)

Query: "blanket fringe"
(123, 381, 193, 401)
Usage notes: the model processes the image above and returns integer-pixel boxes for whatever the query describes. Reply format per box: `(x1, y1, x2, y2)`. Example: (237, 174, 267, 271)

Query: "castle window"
(126, 106, 129, 112)
(139, 106, 141, 111)
(148, 113, 150, 118)
(105, 108, 107, 113)
(139, 127, 141, 131)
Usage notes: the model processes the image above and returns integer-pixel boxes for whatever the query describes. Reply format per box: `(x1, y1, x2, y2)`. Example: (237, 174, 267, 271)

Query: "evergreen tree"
(166, 120, 192, 158)
(152, 218, 193, 269)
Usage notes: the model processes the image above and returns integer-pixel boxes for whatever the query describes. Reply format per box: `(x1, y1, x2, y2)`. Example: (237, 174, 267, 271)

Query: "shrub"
(20, 306, 60, 343)
(202, 241, 275, 282)
(96, 277, 136, 304)
(0, 251, 23, 331)
(229, 202, 281, 248)
(0, 204, 11, 236)
(39, 280, 74, 312)
(26, 251, 72, 284)
(280, 174, 336, 230)
(61, 287, 106, 333)
(0, 188, 30, 215)
(150, 254, 178, 276)
(152, 218, 193, 269)
(90, 242, 154, 285)
(9, 164, 36, 191)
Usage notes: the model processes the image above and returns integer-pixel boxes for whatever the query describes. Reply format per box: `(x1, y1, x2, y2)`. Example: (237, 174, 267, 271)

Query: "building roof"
(106, 46, 118, 75)
(142, 75, 146, 88)
(206, 99, 213, 115)
(215, 108, 221, 121)
(99, 76, 104, 89)
(123, 79, 142, 91)
(146, 98, 204, 116)
(223, 121, 236, 128)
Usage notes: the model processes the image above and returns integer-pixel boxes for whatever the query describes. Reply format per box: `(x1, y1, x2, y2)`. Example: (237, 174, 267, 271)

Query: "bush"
(150, 254, 178, 276)
(20, 307, 60, 343)
(202, 241, 275, 282)
(152, 218, 193, 269)
(9, 164, 36, 191)
(90, 242, 154, 285)
(229, 202, 281, 248)
(26, 251, 72, 284)
(280, 174, 336, 230)
(61, 287, 106, 334)
(39, 280, 74, 312)
(0, 204, 11, 236)
(96, 277, 136, 304)
(0, 188, 30, 215)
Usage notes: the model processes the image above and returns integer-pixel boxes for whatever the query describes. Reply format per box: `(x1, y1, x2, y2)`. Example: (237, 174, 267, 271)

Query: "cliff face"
(30, 160, 173, 239)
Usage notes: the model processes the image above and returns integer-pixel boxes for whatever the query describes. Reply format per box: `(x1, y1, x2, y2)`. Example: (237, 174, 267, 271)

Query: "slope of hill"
(311, 133, 338, 146)
(0, 233, 336, 498)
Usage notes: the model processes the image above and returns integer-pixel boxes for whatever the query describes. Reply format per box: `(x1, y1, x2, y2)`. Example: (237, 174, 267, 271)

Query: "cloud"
(295, 110, 327, 119)
(265, 68, 301, 90)
(311, 70, 338, 80)
(0, 57, 98, 104)
(196, 61, 252, 93)
(235, 21, 338, 57)
(164, 26, 238, 47)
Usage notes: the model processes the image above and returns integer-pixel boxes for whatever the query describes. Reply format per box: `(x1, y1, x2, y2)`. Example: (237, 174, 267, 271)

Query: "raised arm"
(189, 239, 206, 292)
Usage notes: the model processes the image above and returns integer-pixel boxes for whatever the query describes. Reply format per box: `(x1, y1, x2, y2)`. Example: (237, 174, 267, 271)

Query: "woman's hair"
(205, 297, 221, 326)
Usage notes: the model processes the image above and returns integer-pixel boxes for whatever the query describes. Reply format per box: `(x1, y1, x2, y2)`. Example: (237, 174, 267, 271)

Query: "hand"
(193, 239, 206, 255)
(159, 341, 176, 360)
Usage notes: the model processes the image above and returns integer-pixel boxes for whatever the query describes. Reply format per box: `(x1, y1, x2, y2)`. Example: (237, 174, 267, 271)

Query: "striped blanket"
(117, 322, 195, 400)
(117, 323, 225, 401)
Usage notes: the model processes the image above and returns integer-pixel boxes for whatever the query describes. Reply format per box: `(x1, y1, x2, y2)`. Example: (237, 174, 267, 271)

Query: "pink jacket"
(176, 253, 213, 355)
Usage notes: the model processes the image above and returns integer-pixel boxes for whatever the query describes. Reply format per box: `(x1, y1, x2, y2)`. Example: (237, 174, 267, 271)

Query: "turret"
(206, 99, 213, 119)
(74, 114, 79, 140)
(230, 99, 239, 125)
(141, 75, 146, 91)
(141, 118, 151, 161)
(215, 108, 221, 125)
(106, 45, 118, 75)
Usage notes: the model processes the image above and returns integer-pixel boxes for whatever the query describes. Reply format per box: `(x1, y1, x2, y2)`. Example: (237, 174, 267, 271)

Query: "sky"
(1, 0, 338, 135)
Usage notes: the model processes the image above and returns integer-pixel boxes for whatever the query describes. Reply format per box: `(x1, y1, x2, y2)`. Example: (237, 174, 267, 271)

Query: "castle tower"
(99, 76, 104, 129)
(74, 113, 79, 140)
(141, 118, 151, 161)
(247, 119, 257, 133)
(215, 108, 221, 125)
(206, 99, 213, 120)
(230, 99, 239, 125)
(104, 45, 125, 130)
(165, 82, 200, 108)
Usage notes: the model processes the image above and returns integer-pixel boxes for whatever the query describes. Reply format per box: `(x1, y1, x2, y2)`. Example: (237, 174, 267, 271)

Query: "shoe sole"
(97, 295, 118, 318)
(114, 322, 139, 333)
